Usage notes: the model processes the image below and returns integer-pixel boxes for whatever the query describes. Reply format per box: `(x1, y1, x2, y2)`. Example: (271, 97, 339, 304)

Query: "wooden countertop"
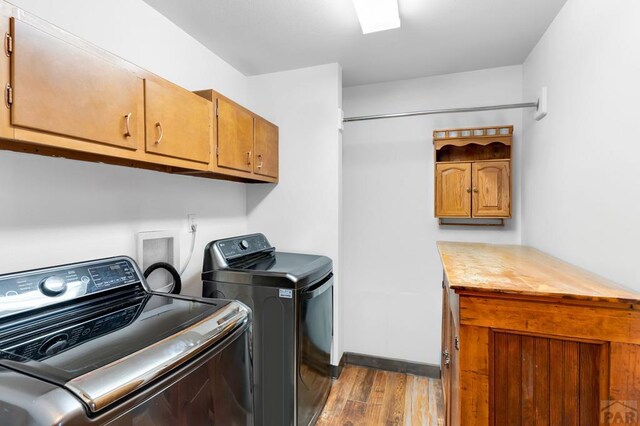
(437, 241, 640, 305)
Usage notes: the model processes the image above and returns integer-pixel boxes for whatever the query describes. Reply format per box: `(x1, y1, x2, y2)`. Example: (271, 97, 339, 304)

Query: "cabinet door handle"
(257, 154, 263, 169)
(4, 33, 11, 57)
(466, 188, 471, 193)
(124, 113, 132, 138)
(443, 349, 450, 367)
(246, 151, 251, 165)
(155, 122, 163, 144)
(473, 187, 479, 193)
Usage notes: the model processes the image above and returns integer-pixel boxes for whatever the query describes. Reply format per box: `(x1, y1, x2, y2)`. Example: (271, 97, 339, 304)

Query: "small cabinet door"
(11, 18, 142, 149)
(217, 98, 254, 172)
(436, 163, 471, 218)
(145, 78, 212, 163)
(472, 161, 510, 218)
(253, 117, 278, 179)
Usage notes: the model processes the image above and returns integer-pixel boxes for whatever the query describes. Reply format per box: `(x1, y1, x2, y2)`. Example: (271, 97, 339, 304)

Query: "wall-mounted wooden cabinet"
(0, 6, 278, 184)
(434, 126, 512, 222)
(193, 90, 279, 183)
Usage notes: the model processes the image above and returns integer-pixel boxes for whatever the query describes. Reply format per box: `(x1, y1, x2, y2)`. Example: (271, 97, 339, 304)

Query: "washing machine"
(0, 256, 254, 425)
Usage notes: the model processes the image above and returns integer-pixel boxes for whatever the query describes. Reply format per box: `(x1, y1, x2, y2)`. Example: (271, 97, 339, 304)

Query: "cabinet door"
(435, 163, 472, 218)
(11, 18, 141, 149)
(449, 315, 460, 426)
(253, 117, 278, 178)
(145, 78, 212, 163)
(472, 161, 510, 218)
(217, 98, 254, 172)
(441, 284, 451, 424)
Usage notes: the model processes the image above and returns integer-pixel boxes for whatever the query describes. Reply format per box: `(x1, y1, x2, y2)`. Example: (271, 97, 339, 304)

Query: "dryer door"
(297, 274, 333, 426)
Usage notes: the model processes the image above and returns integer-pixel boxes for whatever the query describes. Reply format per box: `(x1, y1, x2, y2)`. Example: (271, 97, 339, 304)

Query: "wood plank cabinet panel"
(217, 97, 254, 172)
(471, 160, 510, 218)
(254, 117, 279, 178)
(458, 326, 489, 426)
(435, 163, 471, 218)
(11, 18, 141, 149)
(145, 78, 212, 164)
(491, 332, 600, 426)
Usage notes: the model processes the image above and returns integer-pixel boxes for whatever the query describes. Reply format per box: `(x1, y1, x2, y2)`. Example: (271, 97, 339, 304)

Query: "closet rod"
(343, 101, 538, 123)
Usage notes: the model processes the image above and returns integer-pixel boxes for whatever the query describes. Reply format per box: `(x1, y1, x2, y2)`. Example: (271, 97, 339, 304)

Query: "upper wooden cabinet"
(434, 126, 513, 222)
(435, 163, 471, 218)
(10, 18, 143, 150)
(145, 78, 211, 164)
(254, 118, 279, 179)
(194, 90, 279, 183)
(217, 97, 254, 172)
(0, 6, 278, 184)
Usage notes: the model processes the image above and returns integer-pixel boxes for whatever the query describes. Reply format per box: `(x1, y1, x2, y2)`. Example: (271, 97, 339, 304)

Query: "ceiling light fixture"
(352, 0, 401, 34)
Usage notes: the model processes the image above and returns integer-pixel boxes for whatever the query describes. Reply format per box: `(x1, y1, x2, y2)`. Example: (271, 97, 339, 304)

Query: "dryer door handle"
(301, 274, 333, 299)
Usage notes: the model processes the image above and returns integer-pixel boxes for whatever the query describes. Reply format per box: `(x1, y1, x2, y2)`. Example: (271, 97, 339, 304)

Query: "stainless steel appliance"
(202, 234, 333, 426)
(0, 256, 254, 425)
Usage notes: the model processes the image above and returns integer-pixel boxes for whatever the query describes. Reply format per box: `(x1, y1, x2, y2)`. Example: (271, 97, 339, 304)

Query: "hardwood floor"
(317, 365, 445, 426)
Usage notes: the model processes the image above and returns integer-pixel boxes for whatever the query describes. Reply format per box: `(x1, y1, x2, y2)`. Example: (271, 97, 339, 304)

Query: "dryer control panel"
(215, 233, 273, 261)
(0, 257, 142, 320)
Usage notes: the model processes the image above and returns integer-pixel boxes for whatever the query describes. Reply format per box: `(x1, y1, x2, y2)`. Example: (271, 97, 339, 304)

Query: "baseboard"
(340, 352, 441, 378)
(330, 354, 347, 379)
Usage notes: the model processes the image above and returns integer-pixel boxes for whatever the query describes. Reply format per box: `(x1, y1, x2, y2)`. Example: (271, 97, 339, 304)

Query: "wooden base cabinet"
(442, 291, 610, 425)
(438, 242, 640, 426)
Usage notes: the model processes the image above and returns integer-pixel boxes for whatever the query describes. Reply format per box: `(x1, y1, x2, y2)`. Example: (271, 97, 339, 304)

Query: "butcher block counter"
(437, 241, 640, 426)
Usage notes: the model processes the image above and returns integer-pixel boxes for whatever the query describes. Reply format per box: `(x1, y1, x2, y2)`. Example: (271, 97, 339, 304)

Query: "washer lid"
(203, 252, 333, 289)
(0, 292, 249, 413)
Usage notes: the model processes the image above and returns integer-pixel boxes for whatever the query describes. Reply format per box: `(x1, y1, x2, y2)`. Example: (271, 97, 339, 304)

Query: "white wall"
(246, 64, 343, 364)
(522, 0, 640, 290)
(0, 0, 250, 295)
(342, 66, 524, 365)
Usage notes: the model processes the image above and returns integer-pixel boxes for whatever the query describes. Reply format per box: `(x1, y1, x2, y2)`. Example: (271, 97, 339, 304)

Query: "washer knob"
(239, 240, 249, 250)
(40, 276, 67, 297)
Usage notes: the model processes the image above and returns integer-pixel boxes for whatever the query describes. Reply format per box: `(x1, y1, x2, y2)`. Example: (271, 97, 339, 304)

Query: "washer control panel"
(0, 258, 141, 319)
(216, 233, 273, 261)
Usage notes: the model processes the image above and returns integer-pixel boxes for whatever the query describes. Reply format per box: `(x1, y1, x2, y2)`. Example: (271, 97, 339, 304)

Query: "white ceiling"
(143, 0, 567, 87)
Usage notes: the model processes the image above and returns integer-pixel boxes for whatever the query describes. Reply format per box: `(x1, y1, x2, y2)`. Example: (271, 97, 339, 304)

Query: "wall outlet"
(187, 214, 197, 233)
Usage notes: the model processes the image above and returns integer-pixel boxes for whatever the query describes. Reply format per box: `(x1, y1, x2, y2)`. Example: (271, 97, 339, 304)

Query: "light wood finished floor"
(316, 365, 444, 426)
